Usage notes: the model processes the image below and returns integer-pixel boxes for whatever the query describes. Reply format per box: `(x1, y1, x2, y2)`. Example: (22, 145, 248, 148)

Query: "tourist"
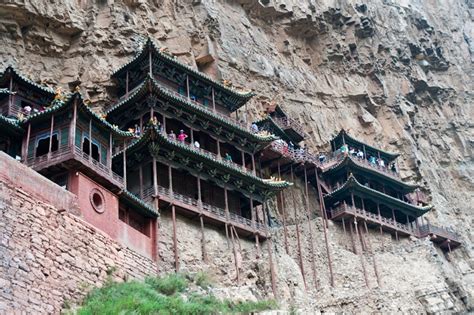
(357, 150, 364, 159)
(168, 130, 176, 140)
(251, 123, 259, 133)
(225, 152, 233, 162)
(288, 141, 294, 151)
(390, 163, 397, 172)
(319, 153, 326, 163)
(194, 141, 200, 149)
(369, 156, 376, 164)
(23, 105, 32, 116)
(134, 124, 141, 136)
(340, 144, 348, 156)
(379, 158, 385, 167)
(177, 130, 188, 142)
(349, 147, 356, 156)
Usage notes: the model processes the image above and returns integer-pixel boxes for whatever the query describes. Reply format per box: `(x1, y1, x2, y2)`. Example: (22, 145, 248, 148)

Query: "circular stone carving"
(90, 188, 105, 214)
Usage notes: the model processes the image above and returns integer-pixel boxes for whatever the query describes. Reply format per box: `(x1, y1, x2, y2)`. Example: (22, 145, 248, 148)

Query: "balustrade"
(272, 116, 306, 137)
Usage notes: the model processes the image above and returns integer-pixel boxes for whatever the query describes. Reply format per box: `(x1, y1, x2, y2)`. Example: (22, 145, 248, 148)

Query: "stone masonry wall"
(0, 153, 157, 314)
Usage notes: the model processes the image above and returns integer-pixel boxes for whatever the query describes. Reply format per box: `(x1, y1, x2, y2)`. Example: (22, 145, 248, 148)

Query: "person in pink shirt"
(177, 130, 188, 142)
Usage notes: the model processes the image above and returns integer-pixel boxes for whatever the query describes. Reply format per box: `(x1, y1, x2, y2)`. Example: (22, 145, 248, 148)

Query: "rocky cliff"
(0, 0, 472, 313)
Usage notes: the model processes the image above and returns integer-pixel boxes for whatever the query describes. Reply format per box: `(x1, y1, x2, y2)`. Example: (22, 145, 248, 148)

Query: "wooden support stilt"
(303, 166, 319, 290)
(277, 160, 289, 254)
(230, 225, 240, 283)
(392, 208, 399, 241)
(290, 165, 306, 289)
(200, 215, 207, 263)
(354, 219, 369, 288)
(171, 204, 179, 272)
(224, 186, 230, 248)
(349, 220, 357, 254)
(263, 201, 277, 298)
(342, 217, 347, 235)
(364, 220, 381, 287)
(48, 115, 55, 159)
(314, 168, 335, 288)
(123, 140, 127, 189)
(23, 123, 31, 163)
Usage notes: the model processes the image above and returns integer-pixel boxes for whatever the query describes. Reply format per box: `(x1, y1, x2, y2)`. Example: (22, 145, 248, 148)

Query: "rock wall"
(0, 0, 473, 313)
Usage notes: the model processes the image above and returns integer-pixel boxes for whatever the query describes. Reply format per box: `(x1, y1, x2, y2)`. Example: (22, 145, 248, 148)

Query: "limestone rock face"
(0, 0, 472, 313)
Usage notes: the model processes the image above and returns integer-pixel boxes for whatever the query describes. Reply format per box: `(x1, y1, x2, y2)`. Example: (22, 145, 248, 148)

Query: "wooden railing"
(272, 116, 306, 138)
(27, 143, 124, 186)
(152, 128, 256, 176)
(139, 185, 266, 233)
(418, 224, 460, 242)
(330, 203, 413, 233)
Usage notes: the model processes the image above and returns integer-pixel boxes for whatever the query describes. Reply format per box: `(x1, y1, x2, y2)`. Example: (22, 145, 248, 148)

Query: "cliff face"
(0, 0, 472, 313)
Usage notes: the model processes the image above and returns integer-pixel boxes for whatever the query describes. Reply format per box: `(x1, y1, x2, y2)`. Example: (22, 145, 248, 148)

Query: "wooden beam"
(48, 114, 55, 158)
(277, 160, 289, 255)
(212, 87, 216, 112)
(200, 215, 207, 262)
(171, 204, 179, 272)
(88, 119, 92, 161)
(186, 75, 190, 99)
(125, 71, 129, 97)
(303, 166, 319, 290)
(23, 123, 31, 164)
(291, 165, 306, 289)
(354, 219, 369, 288)
(123, 140, 127, 189)
(364, 220, 382, 287)
(108, 132, 112, 168)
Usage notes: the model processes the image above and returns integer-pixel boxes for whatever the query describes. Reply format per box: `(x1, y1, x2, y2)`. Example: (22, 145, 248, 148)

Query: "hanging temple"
(0, 37, 461, 289)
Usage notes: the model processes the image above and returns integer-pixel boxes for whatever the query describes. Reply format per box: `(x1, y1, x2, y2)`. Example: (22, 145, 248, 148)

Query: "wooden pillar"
(291, 165, 306, 289)
(108, 132, 113, 168)
(303, 166, 319, 290)
(171, 204, 179, 272)
(139, 164, 144, 199)
(349, 219, 357, 253)
(224, 186, 230, 247)
(277, 161, 289, 255)
(152, 158, 158, 196)
(262, 201, 277, 298)
(88, 119, 92, 160)
(163, 116, 167, 133)
(363, 144, 367, 159)
(392, 208, 399, 241)
(241, 151, 246, 170)
(230, 225, 240, 283)
(314, 168, 335, 287)
(211, 87, 216, 112)
(190, 128, 194, 144)
(217, 139, 221, 158)
(351, 192, 355, 207)
(342, 132, 346, 145)
(354, 218, 369, 288)
(364, 220, 382, 287)
(8, 75, 13, 109)
(168, 165, 173, 193)
(123, 140, 127, 189)
(186, 75, 190, 99)
(48, 115, 55, 158)
(23, 123, 31, 164)
(70, 99, 77, 148)
(251, 153, 256, 175)
(377, 203, 384, 249)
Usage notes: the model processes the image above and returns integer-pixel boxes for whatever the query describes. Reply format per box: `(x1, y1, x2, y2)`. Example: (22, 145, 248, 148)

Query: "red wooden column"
(250, 197, 260, 259)
(251, 153, 256, 176)
(197, 176, 207, 262)
(392, 208, 399, 240)
(152, 157, 160, 264)
(211, 88, 216, 112)
(364, 221, 382, 287)
(241, 150, 246, 171)
(262, 200, 277, 299)
(224, 186, 230, 247)
(186, 75, 190, 99)
(377, 203, 384, 249)
(290, 165, 306, 289)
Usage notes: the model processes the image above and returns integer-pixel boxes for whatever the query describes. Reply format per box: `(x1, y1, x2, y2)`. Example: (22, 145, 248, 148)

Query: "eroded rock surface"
(0, 0, 472, 313)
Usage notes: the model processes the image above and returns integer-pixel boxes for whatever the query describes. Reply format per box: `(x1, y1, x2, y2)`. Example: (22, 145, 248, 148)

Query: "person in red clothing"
(177, 130, 188, 142)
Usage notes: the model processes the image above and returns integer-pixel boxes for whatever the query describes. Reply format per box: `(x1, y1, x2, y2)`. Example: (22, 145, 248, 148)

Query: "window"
(118, 206, 150, 236)
(82, 136, 100, 162)
(36, 133, 58, 157)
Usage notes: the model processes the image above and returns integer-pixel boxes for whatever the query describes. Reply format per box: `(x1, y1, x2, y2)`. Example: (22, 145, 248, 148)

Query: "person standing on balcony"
(379, 158, 385, 167)
(357, 149, 364, 159)
(340, 144, 348, 156)
(251, 123, 259, 133)
(390, 162, 397, 173)
(225, 152, 233, 162)
(168, 130, 176, 140)
(349, 147, 356, 156)
(319, 152, 326, 163)
(194, 141, 200, 149)
(178, 130, 188, 143)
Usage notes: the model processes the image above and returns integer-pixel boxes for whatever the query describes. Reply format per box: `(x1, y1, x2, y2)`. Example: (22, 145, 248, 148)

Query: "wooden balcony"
(137, 185, 268, 239)
(330, 203, 415, 237)
(272, 117, 306, 141)
(27, 144, 124, 191)
(418, 224, 461, 250)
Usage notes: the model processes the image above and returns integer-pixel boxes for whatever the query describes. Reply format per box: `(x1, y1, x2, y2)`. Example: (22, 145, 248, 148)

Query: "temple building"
(0, 38, 462, 293)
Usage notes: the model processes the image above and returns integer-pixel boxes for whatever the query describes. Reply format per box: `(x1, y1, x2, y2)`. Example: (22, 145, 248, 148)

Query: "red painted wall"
(69, 172, 120, 239)
(69, 172, 155, 259)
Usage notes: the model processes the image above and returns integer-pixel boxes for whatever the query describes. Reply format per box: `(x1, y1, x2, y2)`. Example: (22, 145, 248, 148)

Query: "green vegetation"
(72, 273, 277, 315)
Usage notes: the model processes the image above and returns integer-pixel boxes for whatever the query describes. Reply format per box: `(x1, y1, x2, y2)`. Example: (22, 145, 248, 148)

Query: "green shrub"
(194, 271, 213, 288)
(145, 273, 187, 296)
(72, 273, 278, 314)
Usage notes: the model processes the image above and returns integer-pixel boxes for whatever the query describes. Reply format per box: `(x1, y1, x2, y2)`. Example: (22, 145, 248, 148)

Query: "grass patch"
(72, 274, 277, 315)
(193, 271, 213, 289)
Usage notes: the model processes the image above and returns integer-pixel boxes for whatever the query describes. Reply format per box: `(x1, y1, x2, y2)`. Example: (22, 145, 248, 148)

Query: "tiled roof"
(1, 66, 55, 96)
(325, 174, 432, 217)
(111, 37, 254, 110)
(0, 115, 23, 134)
(120, 190, 159, 217)
(106, 75, 277, 143)
(22, 93, 134, 139)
